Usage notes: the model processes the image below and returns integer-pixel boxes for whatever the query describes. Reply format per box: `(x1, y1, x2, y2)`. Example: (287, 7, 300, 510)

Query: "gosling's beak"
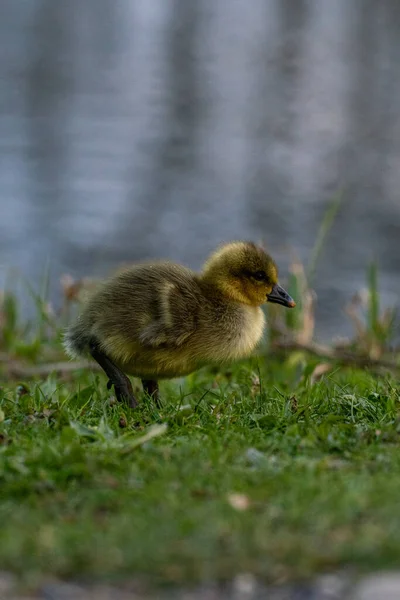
(267, 283, 296, 308)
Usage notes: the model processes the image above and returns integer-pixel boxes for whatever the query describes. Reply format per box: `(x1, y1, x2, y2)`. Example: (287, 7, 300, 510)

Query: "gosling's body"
(66, 263, 265, 378)
(64, 242, 295, 407)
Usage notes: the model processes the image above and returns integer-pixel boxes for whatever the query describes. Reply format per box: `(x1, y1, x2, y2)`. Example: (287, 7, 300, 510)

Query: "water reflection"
(1, 0, 399, 338)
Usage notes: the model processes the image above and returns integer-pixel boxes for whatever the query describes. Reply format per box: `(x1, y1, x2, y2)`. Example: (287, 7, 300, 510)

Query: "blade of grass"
(367, 261, 380, 339)
(307, 190, 343, 286)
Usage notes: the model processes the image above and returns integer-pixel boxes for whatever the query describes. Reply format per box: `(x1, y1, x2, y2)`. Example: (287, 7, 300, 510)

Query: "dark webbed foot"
(142, 379, 161, 408)
(112, 378, 137, 409)
(89, 342, 138, 409)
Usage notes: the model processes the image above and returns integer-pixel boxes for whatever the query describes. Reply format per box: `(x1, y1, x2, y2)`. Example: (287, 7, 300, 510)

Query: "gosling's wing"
(138, 277, 199, 348)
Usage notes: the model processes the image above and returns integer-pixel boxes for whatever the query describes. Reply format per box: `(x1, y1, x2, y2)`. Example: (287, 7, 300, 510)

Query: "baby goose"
(64, 241, 295, 408)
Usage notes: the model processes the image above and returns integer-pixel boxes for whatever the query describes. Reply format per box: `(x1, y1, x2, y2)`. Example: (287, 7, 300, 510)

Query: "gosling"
(64, 241, 295, 408)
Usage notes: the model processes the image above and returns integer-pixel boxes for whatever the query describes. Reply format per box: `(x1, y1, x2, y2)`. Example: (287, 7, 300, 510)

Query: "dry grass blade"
(273, 340, 400, 373)
(345, 264, 397, 360)
(60, 274, 100, 304)
(5, 360, 99, 379)
(310, 363, 333, 384)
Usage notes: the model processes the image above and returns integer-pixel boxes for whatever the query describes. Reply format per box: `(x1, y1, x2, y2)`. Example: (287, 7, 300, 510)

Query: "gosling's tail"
(63, 319, 93, 359)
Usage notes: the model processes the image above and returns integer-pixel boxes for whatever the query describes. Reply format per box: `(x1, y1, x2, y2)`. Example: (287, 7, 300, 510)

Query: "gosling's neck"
(199, 271, 255, 307)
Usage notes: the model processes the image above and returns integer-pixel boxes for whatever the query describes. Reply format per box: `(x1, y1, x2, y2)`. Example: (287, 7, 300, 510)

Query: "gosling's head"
(201, 241, 296, 308)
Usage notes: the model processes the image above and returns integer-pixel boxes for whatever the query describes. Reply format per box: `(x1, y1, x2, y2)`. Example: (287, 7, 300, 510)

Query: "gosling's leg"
(89, 342, 138, 409)
(141, 379, 161, 407)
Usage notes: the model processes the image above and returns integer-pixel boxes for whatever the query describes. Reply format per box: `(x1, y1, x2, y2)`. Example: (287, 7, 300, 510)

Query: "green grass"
(1, 356, 400, 587)
(2, 199, 399, 588)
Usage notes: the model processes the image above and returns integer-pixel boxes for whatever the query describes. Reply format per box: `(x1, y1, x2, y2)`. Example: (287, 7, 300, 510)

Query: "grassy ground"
(1, 351, 400, 588)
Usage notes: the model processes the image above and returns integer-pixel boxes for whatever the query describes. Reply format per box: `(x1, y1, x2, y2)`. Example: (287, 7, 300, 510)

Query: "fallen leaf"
(121, 423, 168, 454)
(227, 493, 251, 511)
(191, 488, 209, 498)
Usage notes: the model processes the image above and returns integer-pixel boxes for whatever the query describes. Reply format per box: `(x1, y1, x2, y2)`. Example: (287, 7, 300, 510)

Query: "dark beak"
(267, 283, 296, 308)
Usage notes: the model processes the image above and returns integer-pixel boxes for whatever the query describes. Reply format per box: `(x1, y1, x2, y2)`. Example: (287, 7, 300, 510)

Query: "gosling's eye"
(252, 270, 267, 282)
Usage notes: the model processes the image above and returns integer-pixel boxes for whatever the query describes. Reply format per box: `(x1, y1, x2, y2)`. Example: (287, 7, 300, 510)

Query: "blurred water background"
(1, 0, 399, 340)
